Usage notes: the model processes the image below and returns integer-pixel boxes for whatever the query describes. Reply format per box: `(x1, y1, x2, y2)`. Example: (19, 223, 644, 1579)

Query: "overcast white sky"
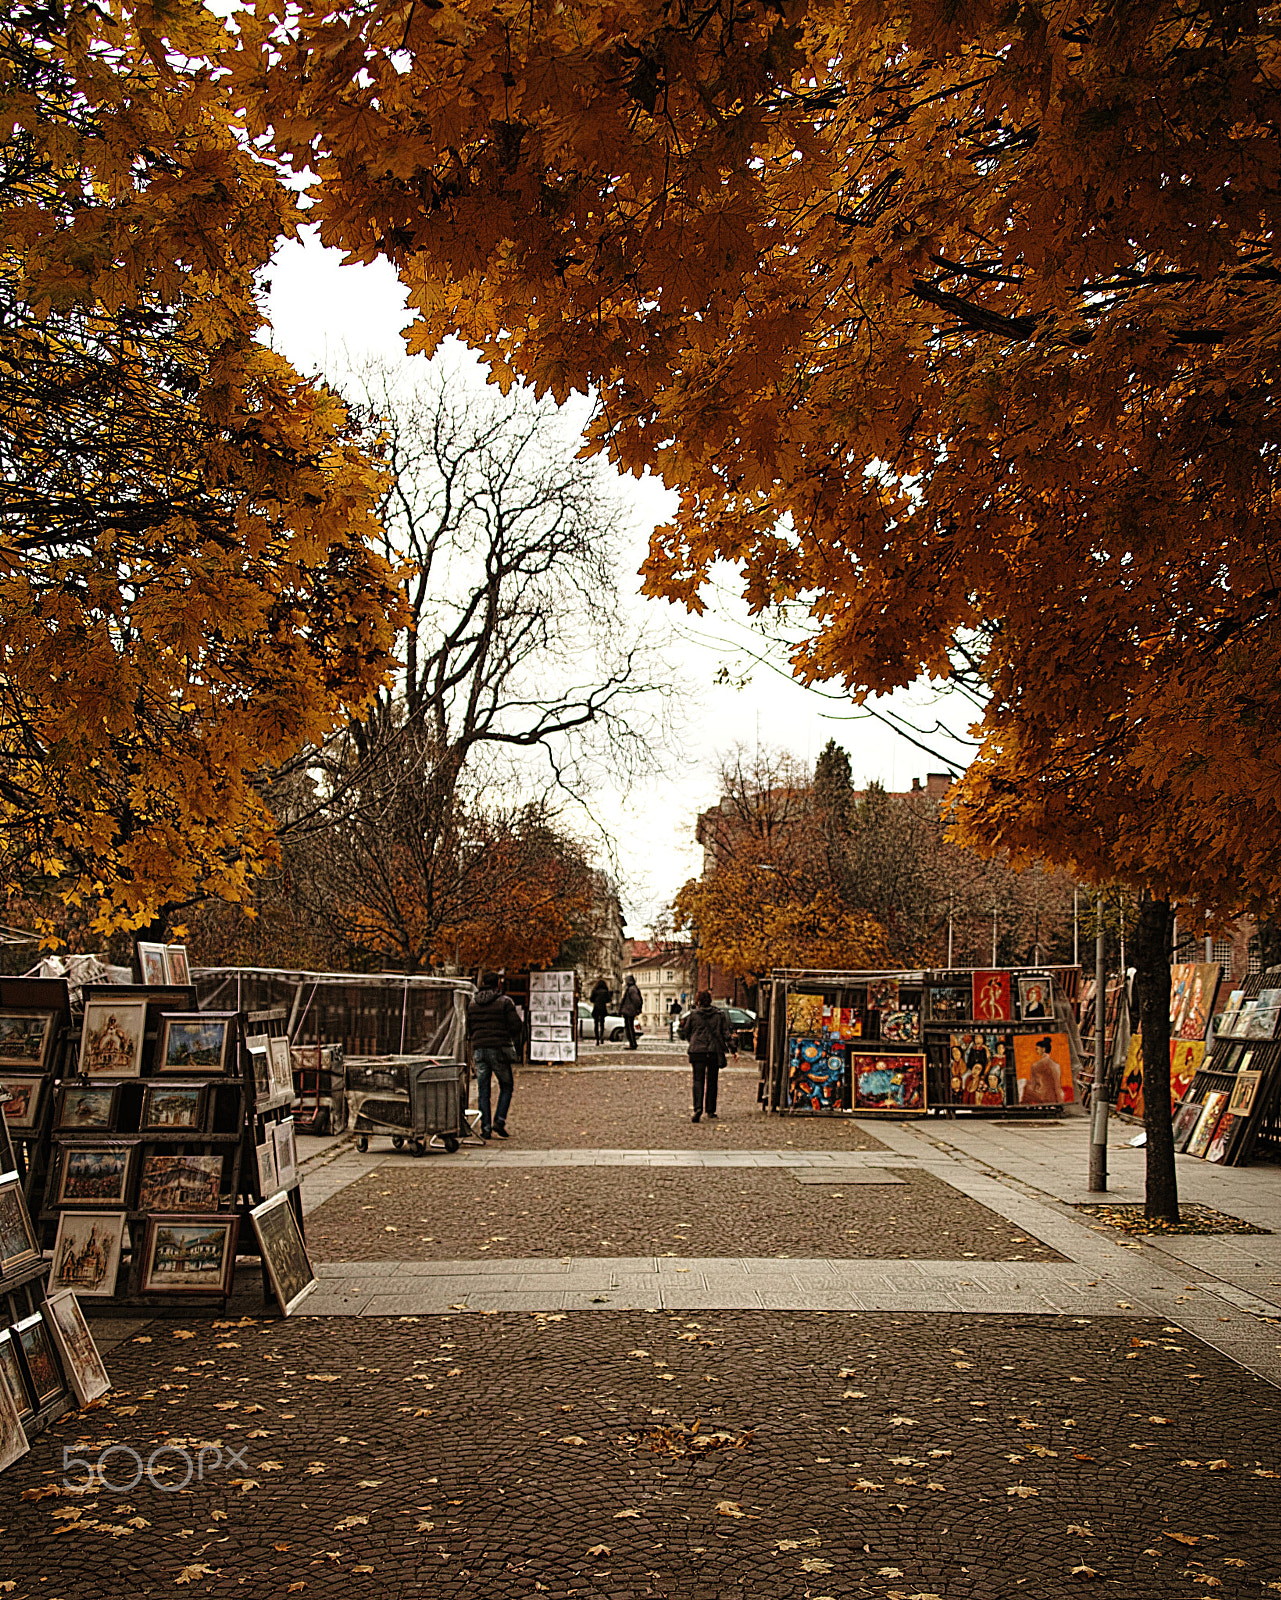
(267, 232, 976, 932)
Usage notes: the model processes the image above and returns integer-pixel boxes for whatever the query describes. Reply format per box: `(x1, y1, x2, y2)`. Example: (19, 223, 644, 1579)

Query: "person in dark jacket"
(589, 978, 612, 1045)
(678, 990, 736, 1122)
(619, 976, 643, 1050)
(466, 971, 524, 1138)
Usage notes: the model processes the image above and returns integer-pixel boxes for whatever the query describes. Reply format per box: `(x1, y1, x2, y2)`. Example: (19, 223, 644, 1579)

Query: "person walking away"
(620, 975, 643, 1050)
(589, 977, 613, 1046)
(679, 991, 736, 1122)
(668, 996, 682, 1041)
(466, 971, 523, 1139)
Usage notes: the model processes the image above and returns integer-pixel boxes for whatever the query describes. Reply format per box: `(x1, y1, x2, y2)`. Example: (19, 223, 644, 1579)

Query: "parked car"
(677, 1004, 757, 1052)
(576, 1001, 645, 1043)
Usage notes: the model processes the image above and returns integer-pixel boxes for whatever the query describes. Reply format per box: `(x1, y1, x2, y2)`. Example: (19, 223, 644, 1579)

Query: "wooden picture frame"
(138, 1153, 223, 1213)
(163, 944, 192, 987)
(0, 1340, 30, 1468)
(0, 1011, 55, 1073)
(55, 1144, 136, 1210)
(1186, 1092, 1229, 1159)
(155, 1014, 233, 1076)
(140, 1216, 239, 1297)
(0, 1329, 34, 1425)
(1227, 1070, 1262, 1118)
(140, 1082, 207, 1133)
(0, 1075, 47, 1133)
(250, 1193, 317, 1316)
(78, 999, 147, 1079)
(267, 1036, 294, 1102)
(49, 1211, 127, 1299)
(136, 942, 169, 986)
(852, 1051, 926, 1111)
(0, 1171, 39, 1274)
(1171, 1099, 1204, 1151)
(256, 1139, 278, 1199)
(1017, 976, 1052, 1020)
(272, 1118, 297, 1189)
(42, 1291, 111, 1407)
(56, 1082, 120, 1133)
(13, 1312, 65, 1410)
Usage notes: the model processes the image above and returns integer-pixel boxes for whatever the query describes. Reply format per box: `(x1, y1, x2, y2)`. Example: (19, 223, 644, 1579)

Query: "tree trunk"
(1133, 893, 1178, 1223)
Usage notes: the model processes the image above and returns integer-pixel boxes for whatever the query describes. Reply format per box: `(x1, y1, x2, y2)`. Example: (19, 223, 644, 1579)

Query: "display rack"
(0, 978, 73, 1212)
(1175, 969, 1281, 1166)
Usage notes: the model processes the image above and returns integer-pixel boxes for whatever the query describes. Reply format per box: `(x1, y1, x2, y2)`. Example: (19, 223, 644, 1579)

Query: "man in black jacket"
(466, 972, 524, 1139)
(619, 975, 643, 1051)
(589, 978, 612, 1045)
(678, 991, 736, 1122)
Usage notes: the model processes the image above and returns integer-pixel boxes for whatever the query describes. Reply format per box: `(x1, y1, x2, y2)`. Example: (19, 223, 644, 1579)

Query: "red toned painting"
(972, 971, 1012, 1023)
(1013, 1033, 1075, 1105)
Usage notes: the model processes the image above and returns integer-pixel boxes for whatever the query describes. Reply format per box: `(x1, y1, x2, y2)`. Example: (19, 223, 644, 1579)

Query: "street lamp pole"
(1088, 892, 1109, 1191)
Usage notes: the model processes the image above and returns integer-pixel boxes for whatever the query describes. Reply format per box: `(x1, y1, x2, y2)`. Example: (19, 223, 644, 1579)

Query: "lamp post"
(1088, 892, 1108, 1191)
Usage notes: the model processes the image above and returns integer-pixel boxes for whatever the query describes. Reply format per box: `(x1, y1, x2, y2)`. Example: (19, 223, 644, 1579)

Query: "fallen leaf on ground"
(335, 1515, 369, 1531)
(586, 1545, 610, 1557)
(306, 1375, 341, 1383)
(1070, 1564, 1098, 1579)
(613, 1509, 641, 1520)
(1166, 1533, 1200, 1547)
(715, 1501, 744, 1518)
(801, 1557, 834, 1573)
(1008, 1485, 1039, 1498)
(176, 1564, 215, 1584)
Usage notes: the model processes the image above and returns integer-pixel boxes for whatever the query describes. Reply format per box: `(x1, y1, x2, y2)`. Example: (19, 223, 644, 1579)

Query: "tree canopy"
(235, 0, 1281, 910)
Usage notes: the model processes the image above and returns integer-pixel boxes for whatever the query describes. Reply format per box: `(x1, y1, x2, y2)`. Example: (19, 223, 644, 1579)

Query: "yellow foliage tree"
(1, 1, 405, 933)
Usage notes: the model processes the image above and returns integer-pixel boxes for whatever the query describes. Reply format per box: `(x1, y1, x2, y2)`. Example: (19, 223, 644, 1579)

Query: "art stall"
(1165, 968, 1281, 1167)
(1113, 959, 1219, 1127)
(0, 975, 115, 1476)
(0, 944, 323, 1322)
(759, 967, 1081, 1117)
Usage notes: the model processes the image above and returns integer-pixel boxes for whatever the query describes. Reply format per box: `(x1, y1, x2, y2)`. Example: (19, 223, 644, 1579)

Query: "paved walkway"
(296, 1107, 1281, 1388)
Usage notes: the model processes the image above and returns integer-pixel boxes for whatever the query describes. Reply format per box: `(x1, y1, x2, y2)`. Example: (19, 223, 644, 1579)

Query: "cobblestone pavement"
(304, 1166, 1067, 1263)
(3, 1310, 1278, 1600)
(492, 1068, 888, 1150)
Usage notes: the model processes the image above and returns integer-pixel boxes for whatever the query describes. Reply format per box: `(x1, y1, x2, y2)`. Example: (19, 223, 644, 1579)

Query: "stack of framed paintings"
(1169, 968, 1281, 1166)
(0, 977, 73, 1212)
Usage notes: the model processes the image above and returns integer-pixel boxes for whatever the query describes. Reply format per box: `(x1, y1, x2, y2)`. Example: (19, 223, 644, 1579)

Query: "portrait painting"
(56, 1145, 135, 1208)
(136, 941, 169, 986)
(1186, 1091, 1229, 1159)
(1115, 1034, 1145, 1118)
(1018, 977, 1052, 1020)
(1171, 1098, 1205, 1151)
(0, 1076, 46, 1132)
(56, 1082, 118, 1133)
(42, 1292, 111, 1408)
(14, 1313, 64, 1409)
(0, 1012, 54, 1072)
(0, 1347, 29, 1469)
(156, 1015, 231, 1075)
(79, 1000, 147, 1078)
(867, 979, 900, 1013)
(1169, 1040, 1205, 1109)
(0, 1172, 39, 1273)
(948, 1032, 1009, 1106)
(140, 1083, 205, 1132)
(785, 994, 824, 1035)
(1205, 1112, 1241, 1166)
(250, 1193, 317, 1317)
(1170, 962, 1220, 1041)
(163, 944, 192, 987)
(0, 1330, 33, 1425)
(49, 1212, 126, 1299)
(1013, 1033, 1074, 1105)
(138, 1153, 223, 1213)
(140, 1217, 239, 1296)
(853, 1052, 925, 1111)
(1228, 1070, 1262, 1118)
(880, 1009, 920, 1044)
(972, 971, 1012, 1023)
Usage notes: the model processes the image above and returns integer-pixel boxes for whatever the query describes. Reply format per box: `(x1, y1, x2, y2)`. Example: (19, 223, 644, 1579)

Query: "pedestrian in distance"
(679, 990, 736, 1122)
(466, 971, 523, 1139)
(619, 975, 643, 1050)
(589, 977, 612, 1045)
(668, 995, 682, 1040)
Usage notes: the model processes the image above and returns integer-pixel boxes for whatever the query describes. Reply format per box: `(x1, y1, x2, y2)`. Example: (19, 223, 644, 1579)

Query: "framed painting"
(926, 982, 971, 1022)
(163, 945, 192, 987)
(1013, 1033, 1075, 1105)
(1171, 1099, 1205, 1151)
(250, 1193, 317, 1317)
(138, 1153, 223, 1213)
(0, 1011, 55, 1072)
(0, 1172, 39, 1274)
(1169, 1040, 1205, 1108)
(49, 1212, 126, 1299)
(0, 1343, 30, 1468)
(785, 994, 824, 1035)
(1018, 977, 1052, 1021)
(42, 1292, 111, 1407)
(1186, 1091, 1229, 1159)
(140, 1082, 206, 1133)
(140, 1216, 239, 1296)
(880, 1009, 920, 1044)
(55, 1145, 136, 1209)
(1219, 991, 1245, 1035)
(0, 1329, 34, 1426)
(1205, 1112, 1242, 1166)
(79, 1000, 147, 1079)
(1227, 1070, 1263, 1118)
(788, 1037, 845, 1110)
(947, 1032, 1010, 1106)
(867, 978, 900, 1013)
(822, 1005, 863, 1041)
(14, 1312, 65, 1410)
(135, 942, 169, 987)
(972, 971, 1012, 1023)
(247, 1042, 271, 1105)
(155, 1014, 233, 1076)
(272, 1118, 298, 1189)
(1243, 1003, 1281, 1041)
(267, 1036, 294, 1102)
(853, 1052, 925, 1111)
(0, 1076, 46, 1133)
(1115, 1034, 1145, 1117)
(1170, 962, 1220, 1041)
(56, 1082, 119, 1133)
(256, 1139, 278, 1199)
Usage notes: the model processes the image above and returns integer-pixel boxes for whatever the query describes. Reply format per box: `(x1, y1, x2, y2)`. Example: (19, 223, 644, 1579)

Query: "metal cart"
(348, 1055, 473, 1155)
